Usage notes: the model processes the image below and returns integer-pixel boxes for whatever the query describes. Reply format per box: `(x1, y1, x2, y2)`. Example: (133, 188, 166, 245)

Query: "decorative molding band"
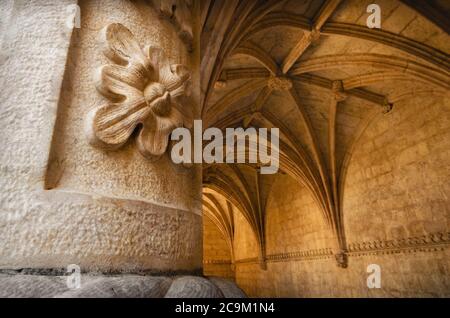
(234, 248, 334, 265)
(267, 248, 334, 263)
(347, 232, 450, 256)
(234, 232, 450, 266)
(203, 260, 232, 265)
(234, 257, 259, 265)
(85, 23, 192, 162)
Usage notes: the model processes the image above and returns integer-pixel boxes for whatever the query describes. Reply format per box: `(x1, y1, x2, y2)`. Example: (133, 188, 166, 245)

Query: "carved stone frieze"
(233, 232, 449, 266)
(347, 232, 449, 255)
(268, 248, 334, 262)
(203, 260, 232, 265)
(85, 23, 192, 161)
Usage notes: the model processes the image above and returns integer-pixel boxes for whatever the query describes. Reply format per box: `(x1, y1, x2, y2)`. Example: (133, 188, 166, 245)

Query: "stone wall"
(219, 96, 450, 297)
(233, 208, 259, 261)
(203, 217, 234, 279)
(235, 250, 450, 297)
(343, 96, 449, 245)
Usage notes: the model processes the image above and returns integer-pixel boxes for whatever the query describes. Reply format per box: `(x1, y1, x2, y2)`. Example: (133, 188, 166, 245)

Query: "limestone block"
(0, 274, 247, 298)
(0, 191, 202, 272)
(55, 276, 172, 298)
(0, 274, 67, 298)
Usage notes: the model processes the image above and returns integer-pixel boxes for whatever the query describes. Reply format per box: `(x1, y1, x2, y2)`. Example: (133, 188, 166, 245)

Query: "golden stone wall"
(203, 217, 234, 279)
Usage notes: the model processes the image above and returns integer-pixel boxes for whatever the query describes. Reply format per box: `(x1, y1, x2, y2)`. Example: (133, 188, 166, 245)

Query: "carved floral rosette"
(85, 23, 192, 161)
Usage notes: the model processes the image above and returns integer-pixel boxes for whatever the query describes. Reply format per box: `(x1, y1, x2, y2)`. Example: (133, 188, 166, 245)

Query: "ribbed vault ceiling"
(200, 0, 450, 268)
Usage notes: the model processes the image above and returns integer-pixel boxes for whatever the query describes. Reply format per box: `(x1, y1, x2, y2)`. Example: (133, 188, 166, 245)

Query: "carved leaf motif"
(85, 23, 191, 161)
(137, 107, 184, 160)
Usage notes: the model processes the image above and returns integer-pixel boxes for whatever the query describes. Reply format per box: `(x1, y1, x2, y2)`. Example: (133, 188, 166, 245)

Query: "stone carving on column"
(85, 23, 192, 161)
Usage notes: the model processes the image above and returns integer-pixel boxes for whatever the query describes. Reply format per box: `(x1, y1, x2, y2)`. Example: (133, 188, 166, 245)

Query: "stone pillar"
(0, 0, 202, 274)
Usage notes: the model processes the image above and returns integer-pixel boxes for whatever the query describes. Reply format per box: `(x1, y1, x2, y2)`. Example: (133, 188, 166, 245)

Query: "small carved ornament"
(335, 250, 348, 268)
(267, 76, 293, 91)
(382, 99, 394, 114)
(85, 23, 192, 161)
(332, 80, 347, 102)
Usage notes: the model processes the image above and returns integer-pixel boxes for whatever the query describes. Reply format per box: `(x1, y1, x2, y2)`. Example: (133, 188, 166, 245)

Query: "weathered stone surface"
(164, 276, 224, 298)
(0, 274, 246, 298)
(55, 276, 173, 298)
(208, 277, 247, 298)
(0, 274, 68, 298)
(1, 189, 203, 272)
(203, 217, 234, 279)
